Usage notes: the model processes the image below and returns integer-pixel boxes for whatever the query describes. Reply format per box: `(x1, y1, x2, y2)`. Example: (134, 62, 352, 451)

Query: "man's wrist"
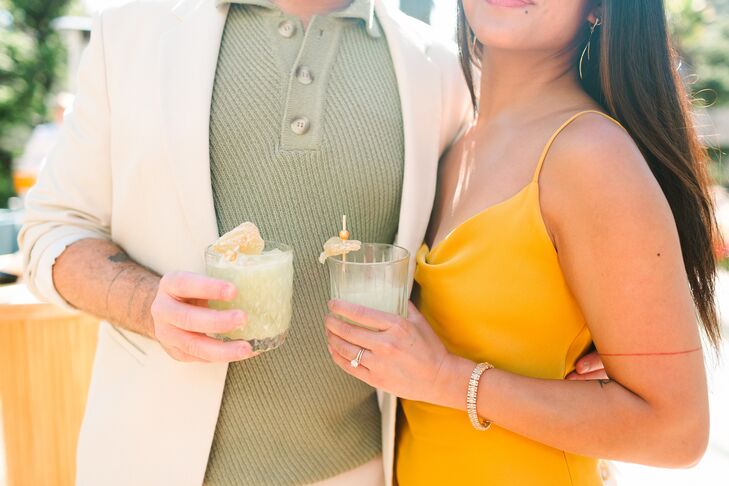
(106, 265, 160, 339)
(128, 274, 159, 339)
(139, 276, 160, 339)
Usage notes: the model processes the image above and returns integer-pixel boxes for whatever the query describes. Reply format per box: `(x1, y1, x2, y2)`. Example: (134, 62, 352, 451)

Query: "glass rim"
(205, 240, 293, 257)
(326, 243, 410, 266)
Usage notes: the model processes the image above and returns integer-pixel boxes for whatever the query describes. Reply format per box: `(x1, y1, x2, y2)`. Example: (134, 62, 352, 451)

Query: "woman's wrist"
(433, 354, 478, 410)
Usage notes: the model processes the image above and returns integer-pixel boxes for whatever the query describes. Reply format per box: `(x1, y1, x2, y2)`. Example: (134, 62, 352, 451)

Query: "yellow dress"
(398, 111, 622, 485)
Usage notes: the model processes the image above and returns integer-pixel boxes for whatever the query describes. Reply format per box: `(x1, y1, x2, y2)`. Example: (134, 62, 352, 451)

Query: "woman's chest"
(429, 130, 546, 249)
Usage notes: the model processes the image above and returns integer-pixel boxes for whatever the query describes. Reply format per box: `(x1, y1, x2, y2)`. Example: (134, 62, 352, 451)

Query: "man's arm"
(20, 13, 251, 363)
(51, 237, 253, 362)
(53, 238, 159, 338)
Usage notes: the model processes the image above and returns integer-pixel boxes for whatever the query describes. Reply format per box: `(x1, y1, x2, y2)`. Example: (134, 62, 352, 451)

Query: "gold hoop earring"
(579, 18, 601, 80)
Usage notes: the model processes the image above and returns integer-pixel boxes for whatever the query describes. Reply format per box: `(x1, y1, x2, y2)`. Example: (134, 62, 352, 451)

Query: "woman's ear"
(587, 1, 603, 24)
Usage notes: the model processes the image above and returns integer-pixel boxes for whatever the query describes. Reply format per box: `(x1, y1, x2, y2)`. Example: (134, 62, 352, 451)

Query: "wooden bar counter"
(0, 282, 99, 486)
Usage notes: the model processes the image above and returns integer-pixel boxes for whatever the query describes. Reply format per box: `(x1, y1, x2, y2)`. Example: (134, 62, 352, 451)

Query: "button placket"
(280, 16, 343, 151)
(273, 13, 303, 76)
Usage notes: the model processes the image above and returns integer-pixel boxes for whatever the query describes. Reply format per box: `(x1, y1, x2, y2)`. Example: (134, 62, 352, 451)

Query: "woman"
(324, 0, 721, 484)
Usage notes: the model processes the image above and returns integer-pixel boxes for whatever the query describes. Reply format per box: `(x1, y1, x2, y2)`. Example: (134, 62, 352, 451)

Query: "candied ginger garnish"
(212, 222, 265, 261)
(319, 236, 361, 264)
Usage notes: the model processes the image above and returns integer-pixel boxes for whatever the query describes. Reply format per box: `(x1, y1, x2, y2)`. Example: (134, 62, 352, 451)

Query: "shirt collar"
(329, 0, 380, 38)
(216, 0, 381, 38)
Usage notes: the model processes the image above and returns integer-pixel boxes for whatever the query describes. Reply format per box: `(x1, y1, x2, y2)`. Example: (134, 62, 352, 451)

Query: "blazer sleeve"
(18, 13, 112, 309)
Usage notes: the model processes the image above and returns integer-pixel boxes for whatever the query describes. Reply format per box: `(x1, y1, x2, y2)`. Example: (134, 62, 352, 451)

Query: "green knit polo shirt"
(204, 2, 404, 485)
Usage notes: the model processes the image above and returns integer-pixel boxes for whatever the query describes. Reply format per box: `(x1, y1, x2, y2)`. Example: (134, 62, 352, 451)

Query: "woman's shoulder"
(544, 111, 662, 198)
(547, 111, 648, 180)
(540, 110, 675, 237)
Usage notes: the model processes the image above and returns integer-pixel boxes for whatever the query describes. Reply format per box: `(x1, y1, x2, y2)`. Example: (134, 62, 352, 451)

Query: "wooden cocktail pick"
(339, 215, 350, 241)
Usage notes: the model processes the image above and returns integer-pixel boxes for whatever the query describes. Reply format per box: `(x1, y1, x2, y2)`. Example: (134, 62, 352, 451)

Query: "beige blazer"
(19, 0, 471, 484)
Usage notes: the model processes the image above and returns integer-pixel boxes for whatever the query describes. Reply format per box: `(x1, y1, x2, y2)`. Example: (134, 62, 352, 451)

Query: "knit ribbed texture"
(204, 5, 404, 485)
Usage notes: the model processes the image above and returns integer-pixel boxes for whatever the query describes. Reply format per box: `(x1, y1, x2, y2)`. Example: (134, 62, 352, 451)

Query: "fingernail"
(238, 343, 252, 355)
(235, 311, 247, 324)
(580, 362, 590, 373)
(225, 286, 236, 299)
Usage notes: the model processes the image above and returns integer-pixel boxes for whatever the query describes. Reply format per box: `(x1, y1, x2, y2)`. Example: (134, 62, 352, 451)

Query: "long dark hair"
(457, 0, 722, 351)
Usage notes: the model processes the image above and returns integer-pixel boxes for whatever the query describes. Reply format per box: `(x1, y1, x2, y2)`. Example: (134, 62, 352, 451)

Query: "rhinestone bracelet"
(467, 362, 494, 431)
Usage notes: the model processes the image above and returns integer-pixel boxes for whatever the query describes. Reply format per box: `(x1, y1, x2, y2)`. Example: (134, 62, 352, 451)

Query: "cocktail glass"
(326, 243, 410, 321)
(205, 241, 294, 352)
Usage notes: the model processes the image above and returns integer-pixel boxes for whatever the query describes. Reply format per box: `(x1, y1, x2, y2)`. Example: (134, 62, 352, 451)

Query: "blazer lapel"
(159, 0, 229, 255)
(376, 1, 442, 283)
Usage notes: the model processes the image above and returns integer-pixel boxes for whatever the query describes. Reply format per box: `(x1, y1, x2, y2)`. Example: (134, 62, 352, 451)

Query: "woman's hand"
(325, 299, 467, 406)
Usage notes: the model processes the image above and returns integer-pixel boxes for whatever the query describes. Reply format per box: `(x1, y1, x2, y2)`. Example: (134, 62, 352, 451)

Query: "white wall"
(83, 0, 135, 13)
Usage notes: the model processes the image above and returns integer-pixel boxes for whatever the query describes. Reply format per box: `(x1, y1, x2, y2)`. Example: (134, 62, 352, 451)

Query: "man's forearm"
(52, 238, 160, 338)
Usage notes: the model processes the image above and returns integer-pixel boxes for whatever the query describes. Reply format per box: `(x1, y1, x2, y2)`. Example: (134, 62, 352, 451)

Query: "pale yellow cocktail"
(206, 223, 293, 352)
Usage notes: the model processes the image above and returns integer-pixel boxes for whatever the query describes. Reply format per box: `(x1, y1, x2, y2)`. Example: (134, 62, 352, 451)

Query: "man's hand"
(151, 272, 255, 362)
(52, 239, 255, 363)
(567, 350, 608, 380)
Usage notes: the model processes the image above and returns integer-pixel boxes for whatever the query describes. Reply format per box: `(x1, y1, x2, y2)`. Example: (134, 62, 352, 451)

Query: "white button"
(291, 117, 310, 135)
(296, 66, 314, 85)
(278, 20, 296, 38)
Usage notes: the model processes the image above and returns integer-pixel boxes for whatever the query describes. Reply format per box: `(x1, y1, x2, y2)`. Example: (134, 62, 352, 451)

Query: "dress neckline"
(426, 110, 624, 259)
(428, 181, 538, 257)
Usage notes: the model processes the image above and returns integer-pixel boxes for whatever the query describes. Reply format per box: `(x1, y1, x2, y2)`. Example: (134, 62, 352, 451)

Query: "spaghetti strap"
(532, 110, 624, 182)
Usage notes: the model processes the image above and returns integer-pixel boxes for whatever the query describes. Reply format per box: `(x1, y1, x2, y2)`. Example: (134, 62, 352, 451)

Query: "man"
(20, 0, 603, 484)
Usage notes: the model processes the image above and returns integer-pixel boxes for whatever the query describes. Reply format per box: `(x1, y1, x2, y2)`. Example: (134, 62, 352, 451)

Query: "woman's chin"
(475, 33, 534, 52)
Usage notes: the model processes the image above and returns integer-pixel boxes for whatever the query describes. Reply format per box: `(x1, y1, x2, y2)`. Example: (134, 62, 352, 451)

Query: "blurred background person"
(12, 93, 74, 200)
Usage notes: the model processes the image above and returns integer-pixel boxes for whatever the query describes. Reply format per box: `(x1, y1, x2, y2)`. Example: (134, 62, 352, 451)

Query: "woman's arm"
(438, 352, 707, 467)
(492, 115, 709, 465)
(324, 116, 710, 467)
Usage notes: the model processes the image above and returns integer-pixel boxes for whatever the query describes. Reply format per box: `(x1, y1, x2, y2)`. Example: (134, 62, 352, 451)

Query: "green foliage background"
(668, 0, 729, 178)
(0, 0, 72, 207)
(669, 0, 729, 107)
